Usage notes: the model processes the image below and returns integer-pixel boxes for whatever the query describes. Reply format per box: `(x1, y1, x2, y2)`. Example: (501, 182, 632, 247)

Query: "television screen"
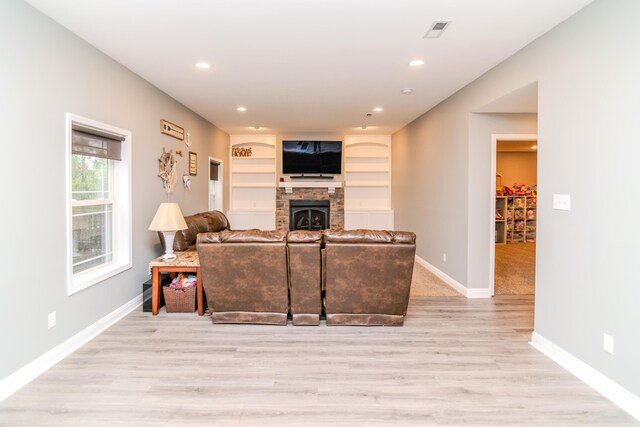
(282, 141, 342, 174)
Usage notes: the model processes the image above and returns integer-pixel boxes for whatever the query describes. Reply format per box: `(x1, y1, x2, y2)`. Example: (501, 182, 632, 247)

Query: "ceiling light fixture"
(373, 107, 384, 112)
(236, 106, 247, 112)
(401, 88, 414, 95)
(531, 145, 538, 149)
(409, 59, 425, 67)
(195, 62, 211, 69)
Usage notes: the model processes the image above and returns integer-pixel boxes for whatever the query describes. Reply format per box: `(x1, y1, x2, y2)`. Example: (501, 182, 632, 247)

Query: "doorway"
(209, 158, 223, 211)
(490, 134, 537, 296)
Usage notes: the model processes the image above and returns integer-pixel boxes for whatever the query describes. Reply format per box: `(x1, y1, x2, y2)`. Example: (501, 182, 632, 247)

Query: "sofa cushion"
(197, 229, 287, 244)
(174, 214, 210, 251)
(392, 231, 416, 244)
(161, 210, 229, 251)
(287, 230, 323, 243)
(323, 229, 393, 244)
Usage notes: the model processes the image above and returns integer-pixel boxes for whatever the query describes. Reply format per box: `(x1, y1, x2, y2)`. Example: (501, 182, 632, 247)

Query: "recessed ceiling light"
(531, 145, 538, 149)
(236, 106, 247, 112)
(373, 107, 384, 112)
(195, 62, 211, 69)
(409, 59, 425, 67)
(254, 126, 261, 130)
(361, 125, 368, 130)
(401, 88, 414, 95)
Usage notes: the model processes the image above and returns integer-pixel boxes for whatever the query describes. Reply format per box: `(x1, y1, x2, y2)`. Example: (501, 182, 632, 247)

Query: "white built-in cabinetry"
(227, 135, 276, 230)
(343, 135, 394, 230)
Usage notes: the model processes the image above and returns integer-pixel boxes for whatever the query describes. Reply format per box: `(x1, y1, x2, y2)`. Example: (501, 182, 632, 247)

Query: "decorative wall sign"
(160, 119, 184, 140)
(232, 147, 253, 157)
(189, 151, 197, 175)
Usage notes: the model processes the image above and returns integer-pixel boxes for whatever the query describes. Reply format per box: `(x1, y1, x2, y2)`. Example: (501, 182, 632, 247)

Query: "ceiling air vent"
(423, 21, 451, 39)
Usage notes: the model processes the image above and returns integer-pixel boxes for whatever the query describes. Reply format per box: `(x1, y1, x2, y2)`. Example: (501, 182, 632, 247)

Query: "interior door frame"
(489, 133, 538, 296)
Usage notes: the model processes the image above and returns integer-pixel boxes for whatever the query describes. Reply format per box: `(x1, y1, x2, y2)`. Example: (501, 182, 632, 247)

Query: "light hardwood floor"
(1, 296, 636, 426)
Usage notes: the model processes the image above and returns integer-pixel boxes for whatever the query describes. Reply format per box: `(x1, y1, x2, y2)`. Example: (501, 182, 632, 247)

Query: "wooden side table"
(149, 251, 203, 316)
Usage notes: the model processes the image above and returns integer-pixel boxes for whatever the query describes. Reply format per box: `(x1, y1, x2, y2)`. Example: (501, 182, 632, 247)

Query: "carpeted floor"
(410, 262, 462, 297)
(495, 242, 536, 295)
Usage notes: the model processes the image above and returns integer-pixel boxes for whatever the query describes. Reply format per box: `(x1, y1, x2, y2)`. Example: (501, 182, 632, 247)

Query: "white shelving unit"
(227, 135, 276, 230)
(496, 195, 537, 243)
(343, 135, 394, 230)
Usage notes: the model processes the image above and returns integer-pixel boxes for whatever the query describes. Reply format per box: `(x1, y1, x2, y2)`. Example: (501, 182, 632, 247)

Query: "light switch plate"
(553, 194, 571, 211)
(603, 333, 614, 354)
(48, 312, 56, 329)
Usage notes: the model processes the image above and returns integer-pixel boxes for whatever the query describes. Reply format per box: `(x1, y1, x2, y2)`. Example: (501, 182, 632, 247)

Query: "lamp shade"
(148, 203, 188, 231)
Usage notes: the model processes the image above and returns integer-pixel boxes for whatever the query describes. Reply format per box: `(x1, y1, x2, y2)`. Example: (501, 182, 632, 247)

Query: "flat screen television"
(282, 140, 342, 175)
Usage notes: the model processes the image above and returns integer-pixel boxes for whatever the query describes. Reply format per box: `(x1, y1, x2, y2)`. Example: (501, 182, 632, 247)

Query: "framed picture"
(160, 119, 184, 141)
(189, 152, 197, 175)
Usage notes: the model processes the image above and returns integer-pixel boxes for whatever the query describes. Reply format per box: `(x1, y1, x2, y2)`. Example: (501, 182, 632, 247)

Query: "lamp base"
(162, 231, 177, 260)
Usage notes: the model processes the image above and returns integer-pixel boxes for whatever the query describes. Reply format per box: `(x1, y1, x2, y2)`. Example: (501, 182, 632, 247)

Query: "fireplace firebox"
(289, 200, 330, 231)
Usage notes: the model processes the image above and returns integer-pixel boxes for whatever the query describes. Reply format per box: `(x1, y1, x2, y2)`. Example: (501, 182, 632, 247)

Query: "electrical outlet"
(603, 333, 614, 354)
(443, 253, 447, 262)
(553, 194, 571, 211)
(48, 312, 56, 329)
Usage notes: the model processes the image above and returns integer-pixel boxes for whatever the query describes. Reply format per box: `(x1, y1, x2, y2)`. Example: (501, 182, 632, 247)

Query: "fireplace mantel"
(278, 181, 343, 194)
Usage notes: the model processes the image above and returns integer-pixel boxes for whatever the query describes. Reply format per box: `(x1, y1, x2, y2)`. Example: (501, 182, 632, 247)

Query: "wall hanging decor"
(232, 147, 252, 157)
(182, 172, 192, 191)
(160, 119, 184, 141)
(158, 148, 178, 196)
(189, 151, 197, 175)
(176, 149, 183, 157)
(185, 131, 192, 147)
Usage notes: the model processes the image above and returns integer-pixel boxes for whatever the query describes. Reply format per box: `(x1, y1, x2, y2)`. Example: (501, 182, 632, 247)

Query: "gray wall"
(392, 0, 640, 395)
(467, 113, 537, 290)
(0, 0, 229, 381)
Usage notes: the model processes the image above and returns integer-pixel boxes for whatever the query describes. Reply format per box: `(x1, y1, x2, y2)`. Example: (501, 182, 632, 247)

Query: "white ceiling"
(25, 0, 592, 135)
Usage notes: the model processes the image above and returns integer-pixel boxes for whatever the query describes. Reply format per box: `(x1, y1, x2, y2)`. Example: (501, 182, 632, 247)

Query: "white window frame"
(66, 113, 132, 295)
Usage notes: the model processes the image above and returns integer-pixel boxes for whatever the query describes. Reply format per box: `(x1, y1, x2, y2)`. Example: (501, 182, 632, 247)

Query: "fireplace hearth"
(289, 200, 330, 231)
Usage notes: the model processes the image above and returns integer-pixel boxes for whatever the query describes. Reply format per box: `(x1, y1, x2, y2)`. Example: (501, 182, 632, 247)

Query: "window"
(67, 113, 132, 295)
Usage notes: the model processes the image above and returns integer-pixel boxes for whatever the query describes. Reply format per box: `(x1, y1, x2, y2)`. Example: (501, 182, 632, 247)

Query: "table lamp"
(148, 202, 188, 260)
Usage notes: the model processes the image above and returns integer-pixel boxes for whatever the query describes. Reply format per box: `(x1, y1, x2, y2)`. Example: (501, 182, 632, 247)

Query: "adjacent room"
(1, 0, 639, 425)
(495, 138, 538, 296)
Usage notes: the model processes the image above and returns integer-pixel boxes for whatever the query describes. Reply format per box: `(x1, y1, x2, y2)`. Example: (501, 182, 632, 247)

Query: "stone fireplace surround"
(276, 187, 344, 231)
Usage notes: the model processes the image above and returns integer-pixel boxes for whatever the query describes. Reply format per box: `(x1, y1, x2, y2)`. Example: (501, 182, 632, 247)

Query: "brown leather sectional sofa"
(197, 228, 416, 326)
(158, 210, 229, 252)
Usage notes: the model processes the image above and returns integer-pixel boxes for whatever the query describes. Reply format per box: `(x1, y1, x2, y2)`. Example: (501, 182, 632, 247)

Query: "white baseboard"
(415, 255, 490, 298)
(0, 294, 142, 403)
(530, 331, 640, 421)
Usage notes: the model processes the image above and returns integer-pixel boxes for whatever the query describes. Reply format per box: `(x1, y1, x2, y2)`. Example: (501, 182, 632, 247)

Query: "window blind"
(72, 125, 124, 161)
(210, 162, 219, 181)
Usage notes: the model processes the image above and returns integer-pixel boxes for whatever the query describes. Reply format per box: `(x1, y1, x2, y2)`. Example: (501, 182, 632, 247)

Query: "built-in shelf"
(345, 183, 389, 187)
(229, 135, 277, 229)
(232, 170, 276, 174)
(232, 183, 276, 188)
(345, 154, 389, 159)
(343, 135, 393, 229)
(345, 166, 389, 172)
